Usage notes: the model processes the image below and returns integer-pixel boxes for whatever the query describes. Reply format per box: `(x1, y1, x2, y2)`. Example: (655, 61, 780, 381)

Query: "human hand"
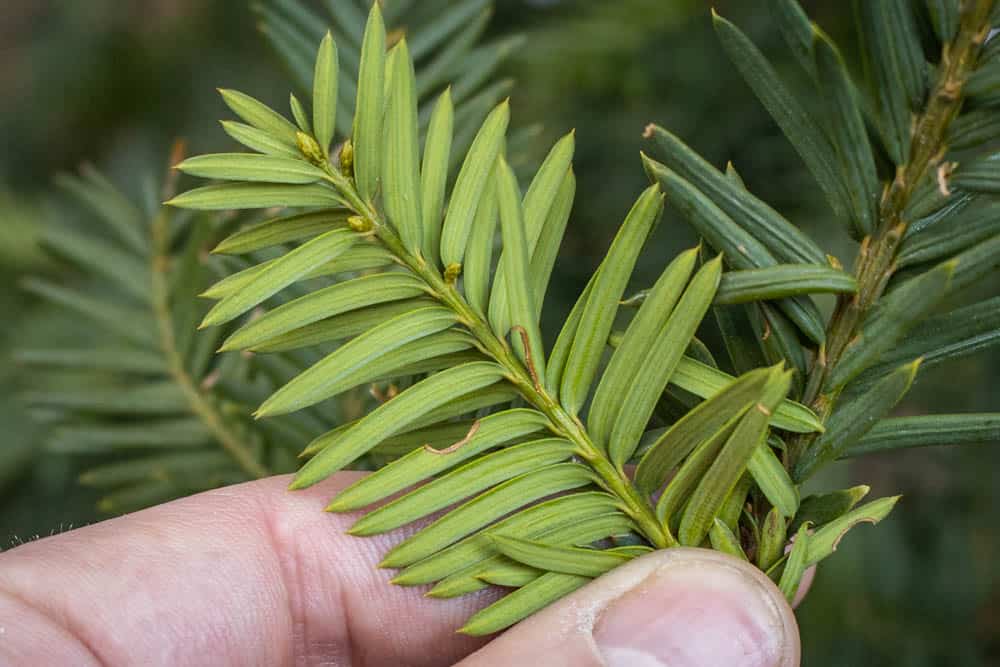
(0, 474, 800, 666)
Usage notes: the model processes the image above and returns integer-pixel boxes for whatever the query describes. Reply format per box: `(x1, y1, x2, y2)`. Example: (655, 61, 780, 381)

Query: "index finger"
(0, 473, 497, 666)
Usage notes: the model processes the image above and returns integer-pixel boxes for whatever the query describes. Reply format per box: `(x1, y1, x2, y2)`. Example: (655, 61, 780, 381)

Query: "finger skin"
(0, 474, 496, 667)
(459, 548, 800, 667)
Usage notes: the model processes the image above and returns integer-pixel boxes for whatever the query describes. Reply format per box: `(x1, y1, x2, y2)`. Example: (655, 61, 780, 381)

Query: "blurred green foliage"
(0, 1, 996, 664)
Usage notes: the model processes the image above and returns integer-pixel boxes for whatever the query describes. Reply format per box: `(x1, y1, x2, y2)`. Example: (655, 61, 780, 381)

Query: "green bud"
(348, 215, 373, 233)
(339, 139, 355, 178)
(297, 131, 326, 167)
(444, 262, 462, 284)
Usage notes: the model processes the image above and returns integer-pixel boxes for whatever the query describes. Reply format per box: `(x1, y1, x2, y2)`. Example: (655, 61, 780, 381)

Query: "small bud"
(348, 215, 373, 233)
(386, 27, 406, 48)
(296, 131, 326, 167)
(339, 139, 355, 178)
(444, 262, 462, 284)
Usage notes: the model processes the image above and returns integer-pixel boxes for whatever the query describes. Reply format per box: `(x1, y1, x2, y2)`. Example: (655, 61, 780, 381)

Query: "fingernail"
(594, 551, 795, 667)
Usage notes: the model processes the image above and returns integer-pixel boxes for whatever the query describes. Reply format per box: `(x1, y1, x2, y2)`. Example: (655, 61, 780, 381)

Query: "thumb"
(459, 547, 800, 667)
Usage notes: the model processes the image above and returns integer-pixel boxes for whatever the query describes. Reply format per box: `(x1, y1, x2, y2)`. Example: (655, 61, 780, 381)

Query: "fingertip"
(458, 548, 799, 667)
(594, 548, 799, 666)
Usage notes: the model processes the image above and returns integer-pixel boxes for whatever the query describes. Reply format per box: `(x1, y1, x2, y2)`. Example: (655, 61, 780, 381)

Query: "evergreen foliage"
(20, 0, 1000, 638)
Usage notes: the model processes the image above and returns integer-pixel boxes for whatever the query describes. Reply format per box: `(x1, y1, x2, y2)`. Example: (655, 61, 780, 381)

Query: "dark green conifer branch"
(794, 0, 998, 476)
(151, 150, 271, 481)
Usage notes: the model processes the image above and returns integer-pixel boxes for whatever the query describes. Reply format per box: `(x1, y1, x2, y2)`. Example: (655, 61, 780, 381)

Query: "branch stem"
(322, 169, 671, 549)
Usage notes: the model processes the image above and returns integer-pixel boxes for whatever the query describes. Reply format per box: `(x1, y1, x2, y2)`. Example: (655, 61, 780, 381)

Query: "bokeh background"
(1, 1, 997, 664)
